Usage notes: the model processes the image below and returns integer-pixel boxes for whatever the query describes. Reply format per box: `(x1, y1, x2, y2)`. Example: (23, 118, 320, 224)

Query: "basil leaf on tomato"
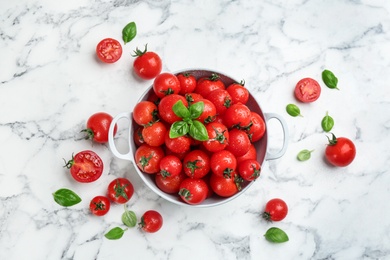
(264, 227, 289, 243)
(170, 121, 189, 138)
(322, 69, 338, 89)
(52, 188, 82, 207)
(104, 227, 127, 240)
(189, 101, 204, 119)
(172, 100, 190, 119)
(122, 22, 137, 44)
(189, 120, 208, 141)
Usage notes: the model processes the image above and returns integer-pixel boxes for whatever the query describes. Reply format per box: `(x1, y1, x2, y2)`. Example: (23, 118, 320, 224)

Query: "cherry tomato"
(194, 73, 225, 97)
(325, 133, 356, 167)
(223, 103, 251, 128)
(209, 171, 241, 197)
(133, 101, 158, 126)
(236, 144, 257, 165)
(226, 128, 251, 157)
(182, 150, 210, 179)
(96, 38, 122, 63)
(210, 150, 237, 178)
(133, 126, 145, 146)
(177, 73, 197, 95)
(185, 93, 203, 104)
(226, 81, 249, 105)
(132, 45, 162, 80)
(263, 198, 288, 221)
(193, 98, 217, 124)
(206, 89, 232, 115)
(142, 121, 167, 147)
(139, 210, 163, 233)
(159, 155, 182, 178)
(82, 112, 117, 144)
(153, 73, 181, 98)
(294, 77, 321, 103)
(64, 150, 103, 183)
(135, 144, 165, 174)
(107, 178, 134, 204)
(155, 171, 186, 194)
(179, 178, 209, 205)
(158, 94, 188, 124)
(202, 122, 229, 152)
(164, 132, 191, 154)
(89, 196, 110, 216)
(247, 112, 266, 142)
(238, 159, 261, 181)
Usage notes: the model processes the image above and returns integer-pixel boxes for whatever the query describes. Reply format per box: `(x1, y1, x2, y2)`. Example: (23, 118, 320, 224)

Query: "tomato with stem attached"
(139, 210, 163, 233)
(64, 150, 104, 183)
(238, 159, 261, 181)
(89, 196, 111, 216)
(153, 73, 181, 98)
(179, 178, 209, 205)
(325, 133, 356, 167)
(132, 44, 162, 80)
(135, 144, 165, 174)
(82, 112, 117, 144)
(262, 198, 288, 221)
(107, 178, 134, 204)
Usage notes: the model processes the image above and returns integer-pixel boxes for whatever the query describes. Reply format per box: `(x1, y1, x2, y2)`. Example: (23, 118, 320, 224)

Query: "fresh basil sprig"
(104, 227, 128, 240)
(122, 21, 137, 44)
(122, 205, 137, 228)
(321, 111, 334, 132)
(322, 69, 339, 89)
(169, 100, 208, 141)
(52, 188, 82, 207)
(286, 104, 302, 117)
(264, 227, 289, 243)
(297, 149, 314, 161)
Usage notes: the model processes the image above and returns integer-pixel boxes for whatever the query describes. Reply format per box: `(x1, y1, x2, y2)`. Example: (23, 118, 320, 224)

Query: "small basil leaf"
(104, 227, 127, 240)
(189, 101, 204, 119)
(264, 227, 289, 243)
(169, 121, 189, 138)
(172, 100, 190, 119)
(122, 207, 137, 228)
(322, 69, 339, 89)
(122, 22, 137, 44)
(297, 149, 314, 161)
(189, 120, 208, 141)
(321, 112, 334, 132)
(286, 104, 302, 117)
(53, 188, 82, 207)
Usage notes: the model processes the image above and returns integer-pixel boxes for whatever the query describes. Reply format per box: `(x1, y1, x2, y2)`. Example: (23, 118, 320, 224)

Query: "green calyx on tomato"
(326, 133, 338, 146)
(169, 100, 208, 141)
(139, 153, 154, 171)
(178, 188, 192, 200)
(185, 160, 201, 176)
(132, 44, 148, 57)
(114, 179, 130, 201)
(209, 73, 220, 81)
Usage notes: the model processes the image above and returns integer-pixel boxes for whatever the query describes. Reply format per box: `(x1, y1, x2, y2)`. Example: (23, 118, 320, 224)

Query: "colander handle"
(108, 112, 133, 161)
(264, 113, 289, 160)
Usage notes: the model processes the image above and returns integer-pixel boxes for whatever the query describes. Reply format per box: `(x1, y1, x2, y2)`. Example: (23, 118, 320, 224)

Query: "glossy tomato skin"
(238, 159, 261, 181)
(133, 126, 145, 146)
(159, 155, 182, 178)
(210, 150, 237, 178)
(223, 103, 251, 128)
(83, 112, 117, 143)
(182, 150, 211, 179)
(202, 122, 229, 152)
(135, 144, 165, 174)
(133, 47, 162, 80)
(158, 94, 188, 124)
(140, 210, 163, 233)
(179, 178, 209, 205)
(164, 132, 191, 154)
(89, 196, 111, 216)
(236, 144, 257, 165)
(155, 171, 186, 194)
(65, 150, 104, 183)
(142, 121, 167, 147)
(194, 74, 225, 97)
(194, 98, 217, 124)
(178, 73, 197, 95)
(325, 135, 356, 167)
(185, 93, 203, 104)
(226, 129, 251, 157)
(153, 73, 181, 98)
(96, 38, 122, 63)
(133, 101, 158, 126)
(107, 178, 134, 204)
(226, 81, 249, 105)
(206, 89, 232, 115)
(263, 198, 288, 221)
(209, 172, 240, 197)
(247, 112, 266, 142)
(294, 77, 321, 103)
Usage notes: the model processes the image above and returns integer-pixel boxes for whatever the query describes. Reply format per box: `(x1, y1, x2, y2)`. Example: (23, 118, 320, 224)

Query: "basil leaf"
(169, 121, 189, 138)
(321, 111, 334, 132)
(286, 104, 302, 117)
(122, 22, 137, 44)
(264, 227, 289, 243)
(122, 207, 137, 227)
(322, 69, 339, 89)
(297, 149, 314, 161)
(189, 120, 208, 141)
(53, 188, 82, 207)
(189, 101, 204, 119)
(104, 227, 127, 240)
(172, 100, 190, 119)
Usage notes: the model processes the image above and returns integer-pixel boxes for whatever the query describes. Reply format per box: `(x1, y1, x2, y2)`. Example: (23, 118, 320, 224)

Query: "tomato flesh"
(294, 78, 321, 103)
(67, 150, 103, 183)
(96, 38, 122, 63)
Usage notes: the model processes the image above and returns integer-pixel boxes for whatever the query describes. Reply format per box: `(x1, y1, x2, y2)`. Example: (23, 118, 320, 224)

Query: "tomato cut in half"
(294, 77, 321, 103)
(64, 150, 104, 183)
(96, 38, 123, 63)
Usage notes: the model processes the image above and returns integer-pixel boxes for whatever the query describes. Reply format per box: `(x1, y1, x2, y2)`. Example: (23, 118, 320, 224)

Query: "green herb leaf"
(122, 206, 137, 227)
(52, 188, 82, 207)
(189, 120, 208, 141)
(322, 69, 339, 89)
(321, 111, 334, 132)
(189, 101, 204, 119)
(286, 104, 302, 117)
(104, 227, 127, 240)
(297, 149, 314, 161)
(264, 227, 289, 243)
(169, 121, 189, 138)
(172, 100, 190, 119)
(122, 22, 137, 44)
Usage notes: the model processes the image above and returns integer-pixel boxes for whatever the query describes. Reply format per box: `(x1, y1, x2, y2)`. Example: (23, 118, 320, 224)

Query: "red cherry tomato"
(155, 172, 186, 194)
(294, 77, 321, 103)
(164, 132, 191, 154)
(159, 155, 182, 178)
(177, 73, 197, 95)
(226, 128, 251, 157)
(182, 150, 210, 179)
(193, 98, 217, 124)
(194, 73, 225, 97)
(153, 73, 181, 98)
(223, 103, 252, 128)
(185, 93, 204, 104)
(158, 94, 188, 124)
(179, 178, 209, 205)
(325, 133, 356, 167)
(96, 38, 122, 63)
(133, 101, 158, 126)
(82, 112, 117, 144)
(139, 210, 163, 233)
(236, 144, 257, 165)
(134, 144, 165, 174)
(206, 89, 232, 115)
(64, 150, 103, 183)
(247, 112, 266, 142)
(210, 150, 237, 178)
(89, 196, 110, 216)
(142, 121, 167, 147)
(263, 198, 288, 221)
(226, 81, 249, 105)
(209, 171, 240, 197)
(238, 159, 261, 181)
(132, 45, 162, 80)
(202, 122, 229, 152)
(107, 178, 134, 204)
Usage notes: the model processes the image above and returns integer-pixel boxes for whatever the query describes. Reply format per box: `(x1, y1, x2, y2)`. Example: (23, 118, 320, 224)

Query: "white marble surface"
(1, 0, 390, 259)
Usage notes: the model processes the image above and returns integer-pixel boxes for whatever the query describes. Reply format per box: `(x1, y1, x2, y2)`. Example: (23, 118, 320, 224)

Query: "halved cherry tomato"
(96, 38, 122, 63)
(89, 196, 110, 216)
(294, 77, 321, 103)
(64, 150, 103, 183)
(82, 112, 117, 143)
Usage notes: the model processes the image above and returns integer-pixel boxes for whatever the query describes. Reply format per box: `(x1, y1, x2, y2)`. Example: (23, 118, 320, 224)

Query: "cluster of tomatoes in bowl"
(131, 70, 267, 205)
